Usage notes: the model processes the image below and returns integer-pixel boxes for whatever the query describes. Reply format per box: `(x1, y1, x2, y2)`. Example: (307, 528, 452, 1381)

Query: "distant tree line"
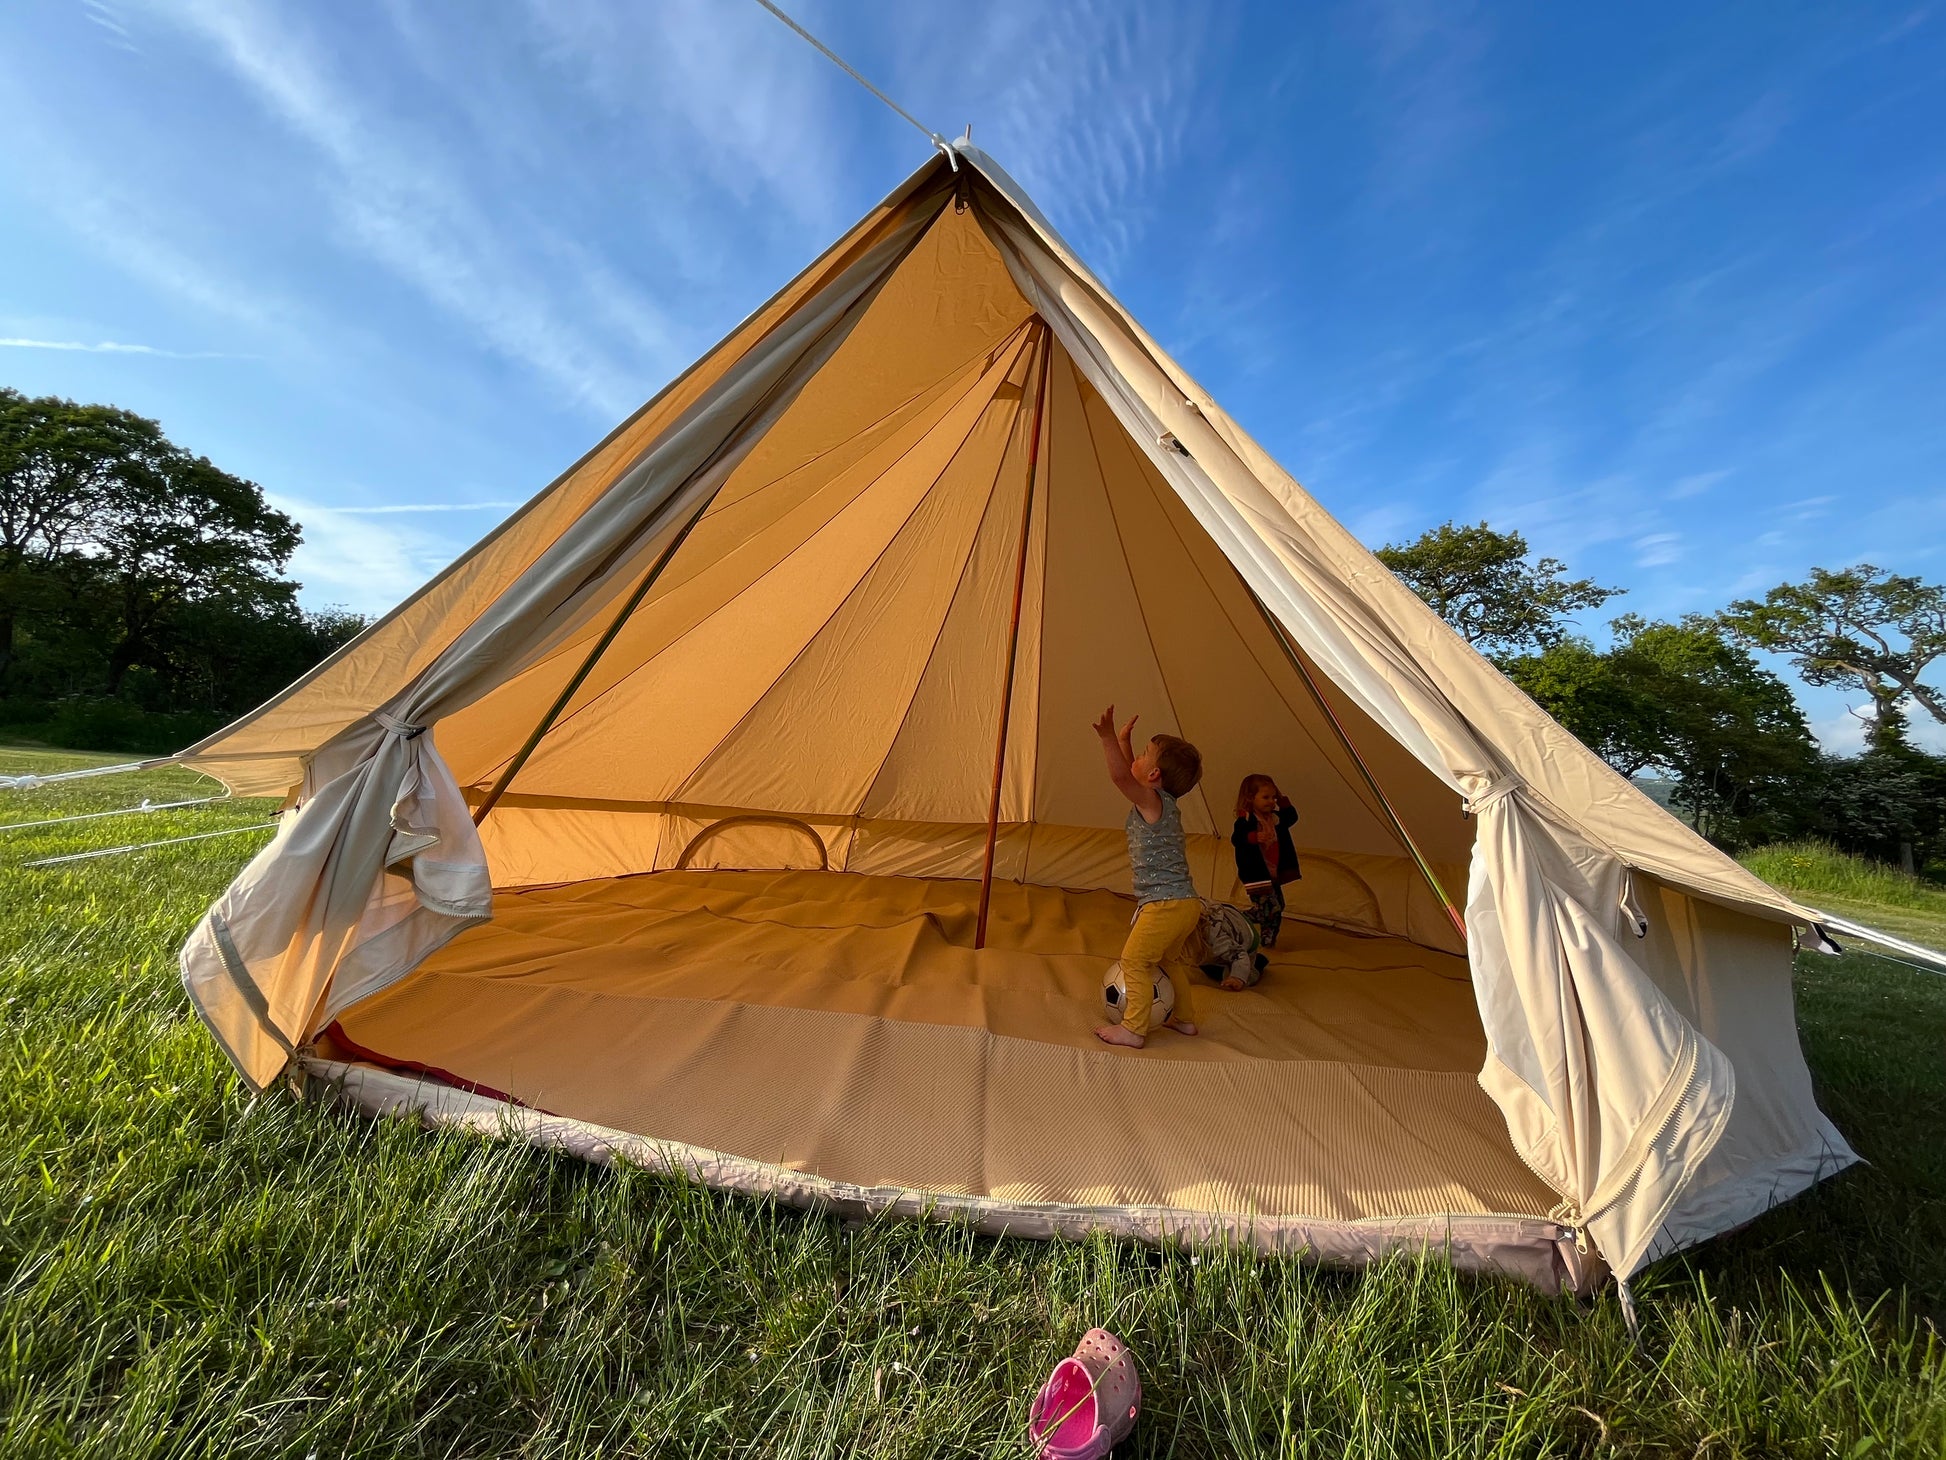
(1378, 523, 1946, 873)
(1, 387, 368, 753)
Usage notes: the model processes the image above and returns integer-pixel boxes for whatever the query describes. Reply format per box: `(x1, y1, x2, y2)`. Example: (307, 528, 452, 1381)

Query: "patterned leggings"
(1246, 884, 1286, 947)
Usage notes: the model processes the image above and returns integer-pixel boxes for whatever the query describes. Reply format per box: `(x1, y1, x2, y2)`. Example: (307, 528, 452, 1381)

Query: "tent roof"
(174, 144, 1815, 932)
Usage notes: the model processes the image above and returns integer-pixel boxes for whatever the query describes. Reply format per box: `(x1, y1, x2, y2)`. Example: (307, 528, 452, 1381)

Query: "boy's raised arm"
(1092, 706, 1160, 815)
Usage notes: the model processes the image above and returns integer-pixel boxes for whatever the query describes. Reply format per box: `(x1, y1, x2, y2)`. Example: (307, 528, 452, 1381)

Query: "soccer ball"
(1101, 961, 1175, 1027)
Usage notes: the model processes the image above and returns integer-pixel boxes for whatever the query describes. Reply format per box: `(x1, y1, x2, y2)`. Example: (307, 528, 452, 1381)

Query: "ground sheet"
(333, 869, 1556, 1221)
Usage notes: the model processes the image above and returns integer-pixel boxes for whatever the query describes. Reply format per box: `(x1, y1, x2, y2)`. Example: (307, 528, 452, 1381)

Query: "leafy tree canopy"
(0, 385, 361, 740)
(1505, 614, 1817, 848)
(1376, 520, 1621, 655)
(1721, 564, 1946, 751)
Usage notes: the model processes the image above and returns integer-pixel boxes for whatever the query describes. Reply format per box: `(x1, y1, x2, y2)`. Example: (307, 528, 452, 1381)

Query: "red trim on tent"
(321, 1021, 554, 1114)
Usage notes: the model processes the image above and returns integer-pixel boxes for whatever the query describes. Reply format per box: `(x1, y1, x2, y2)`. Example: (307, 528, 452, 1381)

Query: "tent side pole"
(471, 501, 711, 827)
(1249, 595, 1469, 945)
(974, 323, 1051, 949)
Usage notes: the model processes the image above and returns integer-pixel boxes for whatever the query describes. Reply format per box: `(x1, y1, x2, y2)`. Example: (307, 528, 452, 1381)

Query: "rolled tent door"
(1466, 786, 1736, 1279)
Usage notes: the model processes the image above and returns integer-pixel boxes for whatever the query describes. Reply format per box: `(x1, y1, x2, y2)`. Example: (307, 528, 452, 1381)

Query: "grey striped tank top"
(1126, 790, 1197, 905)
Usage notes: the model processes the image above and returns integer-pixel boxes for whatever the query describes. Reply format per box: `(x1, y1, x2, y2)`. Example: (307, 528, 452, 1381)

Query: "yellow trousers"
(1118, 896, 1203, 1036)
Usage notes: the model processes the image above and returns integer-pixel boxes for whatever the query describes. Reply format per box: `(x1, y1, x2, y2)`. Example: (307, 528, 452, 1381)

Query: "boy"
(1091, 706, 1205, 1048)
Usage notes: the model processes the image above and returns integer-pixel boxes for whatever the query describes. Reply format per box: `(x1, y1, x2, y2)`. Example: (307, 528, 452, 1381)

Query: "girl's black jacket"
(1231, 801, 1300, 888)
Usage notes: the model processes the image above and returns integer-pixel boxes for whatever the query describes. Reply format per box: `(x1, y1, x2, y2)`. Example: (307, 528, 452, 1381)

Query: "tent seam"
(1069, 354, 1222, 838)
(1107, 384, 1403, 839)
(174, 164, 959, 768)
(852, 333, 1044, 836)
(462, 337, 1023, 790)
(695, 323, 1033, 525)
(481, 333, 1036, 783)
(668, 332, 1039, 810)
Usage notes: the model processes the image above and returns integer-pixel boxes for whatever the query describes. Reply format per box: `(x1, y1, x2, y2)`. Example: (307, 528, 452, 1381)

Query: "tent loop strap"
(1462, 774, 1522, 816)
(1619, 872, 1649, 939)
(748, 0, 952, 162)
(374, 712, 427, 739)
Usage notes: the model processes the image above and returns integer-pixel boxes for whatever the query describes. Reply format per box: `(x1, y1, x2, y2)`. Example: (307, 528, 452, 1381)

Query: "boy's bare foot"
(1094, 1023, 1145, 1048)
(1220, 977, 1245, 991)
(1165, 1018, 1198, 1036)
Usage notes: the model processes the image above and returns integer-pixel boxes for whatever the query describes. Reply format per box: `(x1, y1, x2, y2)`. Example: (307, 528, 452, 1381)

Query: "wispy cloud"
(132, 0, 676, 417)
(272, 494, 476, 614)
(0, 336, 245, 359)
(0, 109, 287, 335)
(1358, 0, 1497, 220)
(80, 0, 138, 53)
(1811, 700, 1946, 754)
(1634, 532, 1683, 567)
(1464, 438, 1640, 560)
(1667, 469, 1732, 500)
(519, 0, 853, 232)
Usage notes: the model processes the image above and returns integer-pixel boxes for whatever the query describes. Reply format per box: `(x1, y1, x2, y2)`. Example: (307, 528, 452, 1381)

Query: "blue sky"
(2, 0, 1942, 750)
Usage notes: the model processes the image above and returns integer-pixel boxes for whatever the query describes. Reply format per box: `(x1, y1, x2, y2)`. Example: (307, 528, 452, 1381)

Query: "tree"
(1797, 749, 1946, 875)
(1377, 521, 1621, 655)
(167, 602, 368, 713)
(0, 388, 169, 690)
(1506, 615, 1819, 848)
(0, 385, 336, 734)
(82, 446, 300, 694)
(1721, 565, 1946, 750)
(1606, 614, 1818, 847)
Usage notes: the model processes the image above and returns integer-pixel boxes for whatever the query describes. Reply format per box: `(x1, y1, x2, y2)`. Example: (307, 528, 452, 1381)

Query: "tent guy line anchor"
(0, 758, 175, 790)
(749, 0, 957, 166)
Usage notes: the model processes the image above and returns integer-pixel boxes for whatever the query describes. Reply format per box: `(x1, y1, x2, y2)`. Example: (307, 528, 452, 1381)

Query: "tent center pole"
(1249, 594, 1469, 945)
(471, 498, 713, 828)
(974, 322, 1051, 950)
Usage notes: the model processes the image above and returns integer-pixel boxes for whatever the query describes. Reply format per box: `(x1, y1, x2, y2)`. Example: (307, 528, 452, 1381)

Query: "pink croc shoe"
(1028, 1328, 1140, 1459)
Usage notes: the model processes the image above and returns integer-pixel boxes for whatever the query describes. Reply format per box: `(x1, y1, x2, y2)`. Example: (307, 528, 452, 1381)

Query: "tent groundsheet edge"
(298, 1056, 1603, 1296)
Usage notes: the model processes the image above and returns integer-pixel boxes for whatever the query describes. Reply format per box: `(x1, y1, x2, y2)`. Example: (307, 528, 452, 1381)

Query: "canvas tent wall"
(174, 144, 1853, 1287)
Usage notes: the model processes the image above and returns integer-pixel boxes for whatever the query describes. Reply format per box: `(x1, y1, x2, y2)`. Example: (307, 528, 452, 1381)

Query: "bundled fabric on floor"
(173, 143, 1852, 1291)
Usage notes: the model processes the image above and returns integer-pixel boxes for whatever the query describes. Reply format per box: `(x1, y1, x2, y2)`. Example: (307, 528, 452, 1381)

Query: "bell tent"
(175, 144, 1853, 1293)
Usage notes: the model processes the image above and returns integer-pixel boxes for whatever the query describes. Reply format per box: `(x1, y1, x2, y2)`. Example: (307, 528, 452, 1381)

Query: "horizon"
(2, 1, 1941, 752)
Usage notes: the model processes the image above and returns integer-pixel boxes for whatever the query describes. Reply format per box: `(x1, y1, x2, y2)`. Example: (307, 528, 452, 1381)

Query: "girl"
(1232, 774, 1299, 947)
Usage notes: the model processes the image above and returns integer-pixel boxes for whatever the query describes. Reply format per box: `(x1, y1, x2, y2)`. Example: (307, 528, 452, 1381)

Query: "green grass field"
(3, 745, 1943, 1458)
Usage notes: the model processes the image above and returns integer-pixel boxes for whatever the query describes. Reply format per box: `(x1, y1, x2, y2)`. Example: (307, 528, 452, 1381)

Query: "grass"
(3, 743, 1944, 1457)
(1742, 841, 1946, 958)
(1743, 840, 1946, 918)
